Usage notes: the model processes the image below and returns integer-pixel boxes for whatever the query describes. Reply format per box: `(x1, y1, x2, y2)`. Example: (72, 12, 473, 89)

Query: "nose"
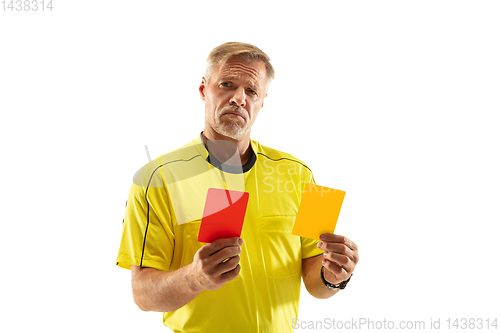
(229, 87, 246, 108)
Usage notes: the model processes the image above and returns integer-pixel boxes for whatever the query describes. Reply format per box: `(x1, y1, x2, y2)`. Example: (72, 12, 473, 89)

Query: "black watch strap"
(320, 266, 352, 290)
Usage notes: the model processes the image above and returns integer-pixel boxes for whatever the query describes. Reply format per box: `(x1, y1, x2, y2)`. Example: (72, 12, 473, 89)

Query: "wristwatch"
(320, 266, 352, 290)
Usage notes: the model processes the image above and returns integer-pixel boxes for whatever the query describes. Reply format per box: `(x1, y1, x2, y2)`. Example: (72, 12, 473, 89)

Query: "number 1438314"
(1, 0, 53, 11)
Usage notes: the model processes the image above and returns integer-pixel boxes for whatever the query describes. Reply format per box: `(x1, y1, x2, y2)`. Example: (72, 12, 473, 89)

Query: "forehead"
(215, 57, 267, 86)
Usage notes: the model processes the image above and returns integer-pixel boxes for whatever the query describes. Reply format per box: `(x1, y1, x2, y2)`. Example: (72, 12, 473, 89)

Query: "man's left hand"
(317, 233, 359, 285)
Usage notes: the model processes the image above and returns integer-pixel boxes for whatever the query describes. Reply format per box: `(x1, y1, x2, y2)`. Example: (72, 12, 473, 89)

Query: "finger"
(216, 255, 241, 275)
(319, 234, 358, 251)
(318, 242, 354, 257)
(211, 245, 242, 265)
(322, 243, 359, 264)
(322, 259, 343, 277)
(220, 263, 241, 281)
(198, 237, 243, 258)
(323, 262, 350, 283)
(323, 252, 355, 274)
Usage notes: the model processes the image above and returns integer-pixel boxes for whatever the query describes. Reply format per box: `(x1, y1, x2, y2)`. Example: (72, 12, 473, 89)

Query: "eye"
(247, 89, 257, 95)
(220, 82, 231, 87)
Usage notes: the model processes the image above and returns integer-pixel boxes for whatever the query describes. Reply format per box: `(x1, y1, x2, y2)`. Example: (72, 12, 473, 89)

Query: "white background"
(1, 1, 499, 332)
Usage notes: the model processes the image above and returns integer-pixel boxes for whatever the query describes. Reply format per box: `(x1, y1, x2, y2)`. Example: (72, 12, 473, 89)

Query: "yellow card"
(292, 183, 346, 240)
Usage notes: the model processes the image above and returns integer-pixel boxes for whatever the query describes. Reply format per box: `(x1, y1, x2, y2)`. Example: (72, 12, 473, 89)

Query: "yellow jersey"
(116, 133, 323, 332)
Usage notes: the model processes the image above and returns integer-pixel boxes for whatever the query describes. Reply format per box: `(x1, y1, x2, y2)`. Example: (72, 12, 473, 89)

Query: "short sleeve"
(300, 236, 323, 259)
(116, 168, 174, 271)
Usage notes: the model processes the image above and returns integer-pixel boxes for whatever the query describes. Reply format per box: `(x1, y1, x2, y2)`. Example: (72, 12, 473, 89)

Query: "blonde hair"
(205, 42, 275, 92)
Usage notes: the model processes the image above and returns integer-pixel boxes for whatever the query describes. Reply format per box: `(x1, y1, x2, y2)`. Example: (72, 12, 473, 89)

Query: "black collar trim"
(199, 132, 256, 174)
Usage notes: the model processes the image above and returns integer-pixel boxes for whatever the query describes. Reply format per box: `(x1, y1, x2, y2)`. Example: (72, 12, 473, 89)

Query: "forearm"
(131, 264, 201, 312)
(303, 255, 339, 299)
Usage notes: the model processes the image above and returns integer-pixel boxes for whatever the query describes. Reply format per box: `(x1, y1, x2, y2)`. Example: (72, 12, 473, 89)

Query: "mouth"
(223, 112, 244, 118)
(221, 110, 246, 121)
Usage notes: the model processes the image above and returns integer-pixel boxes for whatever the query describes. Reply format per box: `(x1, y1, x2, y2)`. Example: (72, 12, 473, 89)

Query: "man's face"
(200, 57, 268, 141)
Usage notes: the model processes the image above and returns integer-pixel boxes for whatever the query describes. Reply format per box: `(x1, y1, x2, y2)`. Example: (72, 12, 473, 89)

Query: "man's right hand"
(188, 237, 243, 292)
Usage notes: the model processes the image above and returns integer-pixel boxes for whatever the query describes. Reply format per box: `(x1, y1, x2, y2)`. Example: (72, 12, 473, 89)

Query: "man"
(116, 42, 359, 332)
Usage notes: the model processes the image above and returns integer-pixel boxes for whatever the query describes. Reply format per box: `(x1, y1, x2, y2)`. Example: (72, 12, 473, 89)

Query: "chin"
(215, 124, 249, 141)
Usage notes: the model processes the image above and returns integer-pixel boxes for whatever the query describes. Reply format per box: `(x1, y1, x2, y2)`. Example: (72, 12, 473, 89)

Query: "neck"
(202, 128, 252, 166)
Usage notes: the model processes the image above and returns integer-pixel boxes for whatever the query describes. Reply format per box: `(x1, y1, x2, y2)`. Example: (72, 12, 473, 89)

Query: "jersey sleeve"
(116, 164, 174, 271)
(300, 169, 324, 259)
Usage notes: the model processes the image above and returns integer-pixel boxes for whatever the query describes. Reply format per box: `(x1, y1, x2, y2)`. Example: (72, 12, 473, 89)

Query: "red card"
(198, 188, 249, 243)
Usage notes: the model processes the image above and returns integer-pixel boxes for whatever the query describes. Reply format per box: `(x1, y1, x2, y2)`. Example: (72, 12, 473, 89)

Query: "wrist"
(185, 264, 204, 294)
(320, 266, 352, 290)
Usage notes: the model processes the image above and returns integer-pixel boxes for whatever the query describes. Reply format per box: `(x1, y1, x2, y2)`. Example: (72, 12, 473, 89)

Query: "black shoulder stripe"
(257, 152, 312, 173)
(140, 154, 203, 267)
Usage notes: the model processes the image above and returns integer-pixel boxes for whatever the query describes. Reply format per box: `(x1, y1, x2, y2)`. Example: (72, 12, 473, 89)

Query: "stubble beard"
(213, 106, 250, 141)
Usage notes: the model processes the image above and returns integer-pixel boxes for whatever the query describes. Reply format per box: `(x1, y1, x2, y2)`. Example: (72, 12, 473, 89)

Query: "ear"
(261, 93, 267, 108)
(199, 77, 207, 102)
